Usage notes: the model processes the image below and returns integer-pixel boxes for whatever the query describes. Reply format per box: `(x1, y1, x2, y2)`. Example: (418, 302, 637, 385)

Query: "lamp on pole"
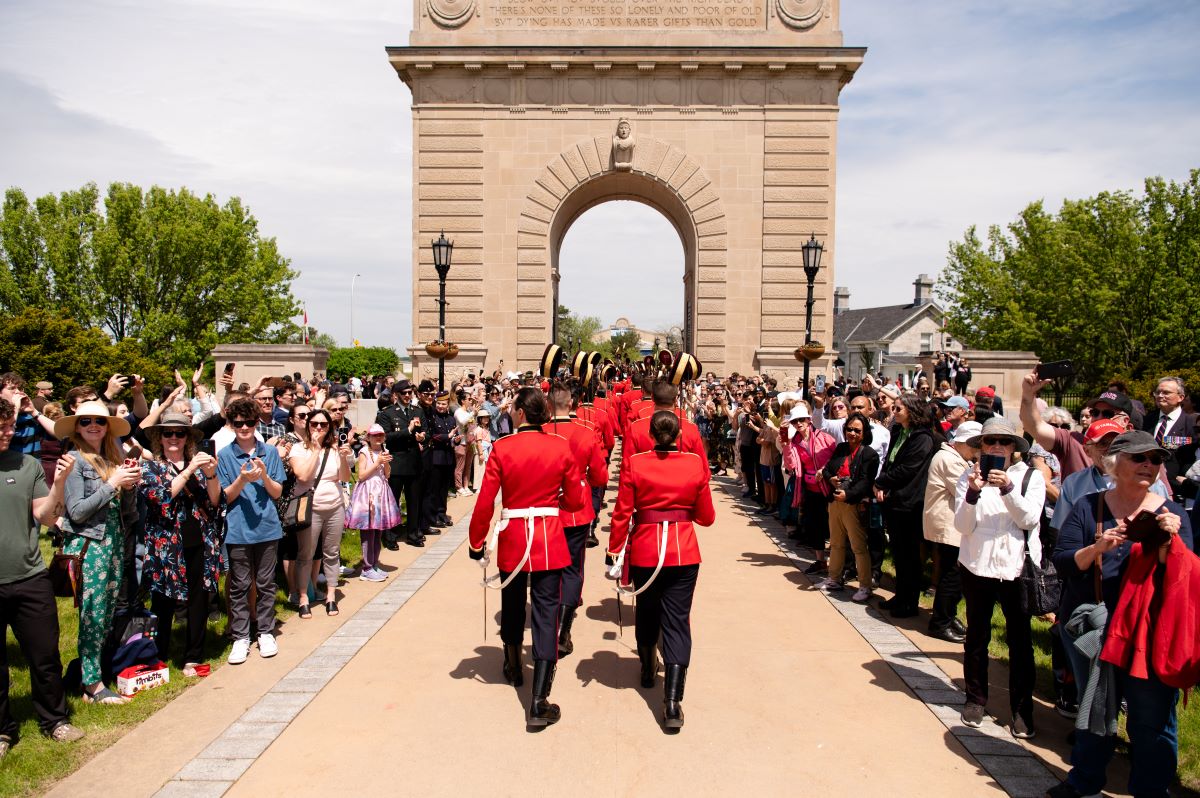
(431, 231, 454, 390)
(350, 273, 362, 346)
(800, 233, 824, 399)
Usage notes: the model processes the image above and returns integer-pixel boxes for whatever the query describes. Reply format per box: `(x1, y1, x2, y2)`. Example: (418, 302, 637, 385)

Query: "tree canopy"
(935, 169, 1200, 390)
(325, 346, 401, 381)
(0, 182, 300, 368)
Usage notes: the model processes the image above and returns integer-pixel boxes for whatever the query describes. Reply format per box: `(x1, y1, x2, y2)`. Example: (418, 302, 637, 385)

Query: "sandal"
(82, 685, 129, 705)
(298, 604, 312, 620)
(325, 600, 339, 617)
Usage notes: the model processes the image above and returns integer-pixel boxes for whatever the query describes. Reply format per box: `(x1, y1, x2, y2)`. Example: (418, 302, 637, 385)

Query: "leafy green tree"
(0, 307, 171, 396)
(555, 306, 604, 353)
(325, 346, 401, 381)
(936, 169, 1200, 391)
(608, 330, 642, 362)
(0, 182, 300, 368)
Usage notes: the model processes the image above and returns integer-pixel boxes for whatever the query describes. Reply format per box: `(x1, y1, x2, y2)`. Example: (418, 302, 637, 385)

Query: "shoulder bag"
(1017, 467, 1061, 616)
(282, 448, 329, 533)
(49, 541, 88, 606)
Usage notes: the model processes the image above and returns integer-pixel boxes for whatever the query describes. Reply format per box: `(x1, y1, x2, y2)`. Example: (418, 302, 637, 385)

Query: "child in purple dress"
(346, 424, 401, 581)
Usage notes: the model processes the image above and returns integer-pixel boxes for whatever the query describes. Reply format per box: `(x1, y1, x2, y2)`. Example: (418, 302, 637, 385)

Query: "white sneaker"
(852, 587, 873, 603)
(258, 633, 278, 658)
(228, 638, 251, 665)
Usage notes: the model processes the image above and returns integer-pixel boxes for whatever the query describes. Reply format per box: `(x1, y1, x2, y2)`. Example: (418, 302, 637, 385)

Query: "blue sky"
(1, 0, 1197, 348)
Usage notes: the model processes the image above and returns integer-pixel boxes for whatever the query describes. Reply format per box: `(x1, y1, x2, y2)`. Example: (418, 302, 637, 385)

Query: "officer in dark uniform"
(375, 379, 426, 548)
(420, 389, 456, 532)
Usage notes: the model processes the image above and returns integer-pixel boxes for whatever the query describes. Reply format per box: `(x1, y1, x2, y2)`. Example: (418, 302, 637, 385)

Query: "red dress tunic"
(545, 417, 609, 527)
(607, 449, 715, 568)
(468, 426, 588, 572)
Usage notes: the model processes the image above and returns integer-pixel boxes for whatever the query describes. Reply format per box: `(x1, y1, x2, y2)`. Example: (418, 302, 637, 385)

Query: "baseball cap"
(951, 421, 983, 444)
(367, 423, 386, 436)
(938, 396, 969, 410)
(1086, 390, 1134, 416)
(974, 386, 995, 400)
(1107, 430, 1170, 460)
(1084, 419, 1126, 443)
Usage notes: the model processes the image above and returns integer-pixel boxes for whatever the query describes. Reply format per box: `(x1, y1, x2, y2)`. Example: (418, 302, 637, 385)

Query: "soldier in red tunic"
(545, 381, 609, 657)
(607, 411, 715, 730)
(624, 381, 706, 460)
(469, 386, 588, 727)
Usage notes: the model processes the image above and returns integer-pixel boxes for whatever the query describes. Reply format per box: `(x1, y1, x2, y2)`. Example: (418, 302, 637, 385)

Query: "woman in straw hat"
(56, 401, 140, 705)
(138, 413, 223, 677)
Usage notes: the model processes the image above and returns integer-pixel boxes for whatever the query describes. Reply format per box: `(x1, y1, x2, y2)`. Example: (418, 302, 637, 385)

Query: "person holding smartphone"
(953, 417, 1045, 738)
(55, 402, 140, 705)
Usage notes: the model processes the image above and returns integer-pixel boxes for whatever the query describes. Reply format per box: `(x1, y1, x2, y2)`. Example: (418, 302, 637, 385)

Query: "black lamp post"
(801, 233, 824, 399)
(431, 231, 454, 390)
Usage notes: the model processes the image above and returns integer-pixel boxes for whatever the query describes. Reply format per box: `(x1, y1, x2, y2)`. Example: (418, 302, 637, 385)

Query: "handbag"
(282, 449, 329, 532)
(49, 541, 89, 606)
(1015, 468, 1060, 615)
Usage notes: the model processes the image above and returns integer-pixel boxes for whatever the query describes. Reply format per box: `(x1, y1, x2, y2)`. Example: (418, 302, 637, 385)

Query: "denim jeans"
(1067, 668, 1179, 797)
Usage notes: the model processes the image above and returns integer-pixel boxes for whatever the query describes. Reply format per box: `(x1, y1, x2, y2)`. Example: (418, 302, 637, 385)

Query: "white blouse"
(953, 461, 1045, 581)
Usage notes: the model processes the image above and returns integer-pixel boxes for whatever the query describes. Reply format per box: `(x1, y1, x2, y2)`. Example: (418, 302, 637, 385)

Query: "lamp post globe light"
(800, 233, 824, 399)
(431, 231, 454, 389)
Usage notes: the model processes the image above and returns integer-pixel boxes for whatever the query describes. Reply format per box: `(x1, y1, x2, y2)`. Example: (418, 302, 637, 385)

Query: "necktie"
(1155, 415, 1170, 445)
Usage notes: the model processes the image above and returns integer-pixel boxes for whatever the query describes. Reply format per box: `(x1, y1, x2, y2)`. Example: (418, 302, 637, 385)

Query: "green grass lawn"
(0, 533, 367, 798)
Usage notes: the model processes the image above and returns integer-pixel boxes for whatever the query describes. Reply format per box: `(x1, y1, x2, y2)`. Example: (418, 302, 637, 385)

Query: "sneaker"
(360, 568, 386, 582)
(258, 633, 278, 658)
(961, 702, 985, 728)
(818, 578, 843, 592)
(803, 561, 828, 575)
(49, 722, 85, 743)
(1011, 716, 1036, 739)
(339, 565, 356, 579)
(229, 638, 251, 665)
(1043, 781, 1101, 798)
(852, 587, 873, 603)
(1054, 697, 1079, 719)
(0, 735, 10, 759)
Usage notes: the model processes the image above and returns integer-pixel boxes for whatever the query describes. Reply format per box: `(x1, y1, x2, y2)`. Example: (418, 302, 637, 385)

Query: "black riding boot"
(557, 605, 576, 658)
(638, 645, 658, 688)
(663, 664, 687, 729)
(529, 660, 561, 727)
(502, 643, 523, 687)
(586, 529, 600, 548)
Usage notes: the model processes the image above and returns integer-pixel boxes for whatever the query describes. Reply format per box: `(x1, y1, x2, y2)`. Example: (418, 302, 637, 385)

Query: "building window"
(920, 333, 933, 352)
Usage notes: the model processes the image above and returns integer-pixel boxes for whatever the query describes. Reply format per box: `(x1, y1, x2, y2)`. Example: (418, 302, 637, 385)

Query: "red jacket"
(1101, 535, 1200, 688)
(545, 417, 609, 527)
(612, 389, 635, 437)
(575, 403, 615, 455)
(625, 397, 653, 433)
(468, 426, 588, 572)
(623, 413, 707, 462)
(607, 449, 715, 567)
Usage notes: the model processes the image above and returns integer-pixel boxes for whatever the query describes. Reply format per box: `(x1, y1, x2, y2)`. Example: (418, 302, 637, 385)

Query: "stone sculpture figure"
(612, 119, 635, 171)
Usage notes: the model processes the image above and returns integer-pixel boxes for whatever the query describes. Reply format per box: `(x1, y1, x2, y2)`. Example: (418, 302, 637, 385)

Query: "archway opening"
(554, 197, 690, 359)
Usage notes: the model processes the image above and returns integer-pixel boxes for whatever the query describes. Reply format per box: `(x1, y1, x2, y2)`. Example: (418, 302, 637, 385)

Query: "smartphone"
(123, 458, 139, 469)
(815, 375, 826, 393)
(223, 362, 236, 375)
(1036, 360, 1075, 381)
(1124, 510, 1169, 547)
(200, 439, 216, 457)
(980, 454, 1007, 475)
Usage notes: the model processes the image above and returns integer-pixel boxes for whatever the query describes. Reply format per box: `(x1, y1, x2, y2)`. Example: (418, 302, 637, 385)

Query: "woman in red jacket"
(607, 411, 716, 730)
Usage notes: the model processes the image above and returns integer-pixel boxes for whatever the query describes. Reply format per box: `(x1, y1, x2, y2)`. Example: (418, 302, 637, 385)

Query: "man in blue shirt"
(217, 397, 285, 665)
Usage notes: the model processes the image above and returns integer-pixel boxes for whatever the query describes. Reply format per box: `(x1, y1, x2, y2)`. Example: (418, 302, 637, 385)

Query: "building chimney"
(833, 286, 850, 316)
(913, 274, 934, 306)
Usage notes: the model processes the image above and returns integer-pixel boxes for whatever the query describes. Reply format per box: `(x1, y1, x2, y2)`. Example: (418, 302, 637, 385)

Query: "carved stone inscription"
(485, 1, 764, 30)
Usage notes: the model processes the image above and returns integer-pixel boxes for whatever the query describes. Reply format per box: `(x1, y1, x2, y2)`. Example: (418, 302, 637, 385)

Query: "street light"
(350, 273, 362, 346)
(431, 231, 454, 389)
(801, 233, 824, 399)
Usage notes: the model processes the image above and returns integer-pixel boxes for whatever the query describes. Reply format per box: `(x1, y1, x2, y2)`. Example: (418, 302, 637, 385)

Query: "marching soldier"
(375, 380, 426, 548)
(469, 379, 587, 727)
(570, 356, 615, 549)
(545, 379, 609, 657)
(624, 380, 706, 460)
(606, 410, 715, 730)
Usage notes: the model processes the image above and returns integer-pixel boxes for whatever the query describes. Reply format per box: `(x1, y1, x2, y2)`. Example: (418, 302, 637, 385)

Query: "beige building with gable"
(389, 0, 865, 382)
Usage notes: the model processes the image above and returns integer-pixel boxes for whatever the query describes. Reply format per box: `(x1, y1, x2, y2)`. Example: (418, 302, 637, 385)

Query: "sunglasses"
(160, 429, 189, 439)
(400, 390, 414, 395)
(1092, 409, 1119, 419)
(1128, 452, 1166, 466)
(295, 413, 310, 420)
(77, 417, 108, 428)
(231, 419, 255, 428)
(981, 436, 1015, 447)
(309, 421, 330, 429)
(845, 427, 864, 435)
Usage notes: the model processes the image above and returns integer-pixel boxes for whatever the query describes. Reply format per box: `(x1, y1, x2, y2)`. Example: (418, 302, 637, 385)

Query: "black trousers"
(386, 471, 422, 540)
(739, 444, 759, 498)
(589, 486, 605, 532)
(885, 508, 924, 610)
(867, 501, 886, 571)
(560, 524, 589, 609)
(150, 545, 209, 665)
(499, 569, 562, 662)
(929, 542, 964, 631)
(631, 564, 699, 667)
(800, 490, 830, 553)
(0, 572, 69, 736)
(960, 566, 1035, 723)
(420, 464, 453, 531)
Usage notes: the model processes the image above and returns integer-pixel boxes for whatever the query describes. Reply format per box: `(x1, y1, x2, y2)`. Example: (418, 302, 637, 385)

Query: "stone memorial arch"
(389, 0, 864, 380)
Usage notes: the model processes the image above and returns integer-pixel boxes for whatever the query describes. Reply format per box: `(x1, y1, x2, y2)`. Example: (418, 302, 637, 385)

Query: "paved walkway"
(50, 468, 1090, 798)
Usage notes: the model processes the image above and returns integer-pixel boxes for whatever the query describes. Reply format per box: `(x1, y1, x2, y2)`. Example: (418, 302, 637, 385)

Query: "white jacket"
(954, 461, 1045, 581)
